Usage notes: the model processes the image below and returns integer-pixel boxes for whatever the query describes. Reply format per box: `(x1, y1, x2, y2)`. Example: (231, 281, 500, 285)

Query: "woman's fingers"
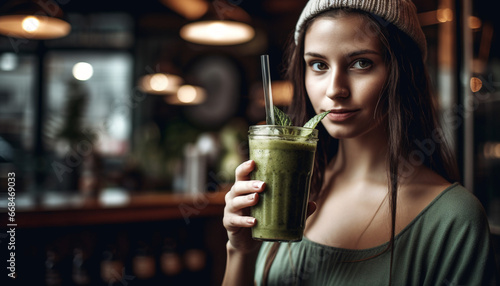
(227, 160, 264, 208)
(225, 192, 260, 213)
(225, 180, 264, 201)
(235, 160, 255, 182)
(223, 214, 256, 230)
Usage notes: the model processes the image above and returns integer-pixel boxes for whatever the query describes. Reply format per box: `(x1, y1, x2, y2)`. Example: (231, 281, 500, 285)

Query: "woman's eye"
(352, 59, 372, 70)
(311, 62, 327, 71)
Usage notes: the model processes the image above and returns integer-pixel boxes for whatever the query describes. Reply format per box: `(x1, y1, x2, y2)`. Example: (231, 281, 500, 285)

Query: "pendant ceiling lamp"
(138, 62, 184, 94)
(161, 0, 209, 21)
(0, 0, 71, 40)
(178, 0, 255, 45)
(137, 59, 207, 105)
(165, 84, 207, 105)
(139, 72, 184, 95)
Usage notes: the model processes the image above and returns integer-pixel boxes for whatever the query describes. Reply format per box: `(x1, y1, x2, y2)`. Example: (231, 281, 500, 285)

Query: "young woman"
(223, 0, 498, 285)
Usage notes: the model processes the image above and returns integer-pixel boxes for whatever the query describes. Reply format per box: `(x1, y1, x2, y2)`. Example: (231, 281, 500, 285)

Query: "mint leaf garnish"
(303, 110, 330, 129)
(273, 106, 292, 126)
(271, 107, 328, 130)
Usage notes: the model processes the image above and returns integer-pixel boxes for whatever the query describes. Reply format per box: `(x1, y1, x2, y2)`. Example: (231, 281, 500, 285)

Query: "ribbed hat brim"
(294, 0, 427, 59)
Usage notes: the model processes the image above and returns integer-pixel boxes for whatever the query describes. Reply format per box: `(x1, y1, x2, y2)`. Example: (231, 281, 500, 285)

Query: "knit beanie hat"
(294, 0, 427, 59)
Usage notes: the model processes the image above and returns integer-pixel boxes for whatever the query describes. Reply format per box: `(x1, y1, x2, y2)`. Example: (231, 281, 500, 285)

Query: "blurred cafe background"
(0, 0, 499, 284)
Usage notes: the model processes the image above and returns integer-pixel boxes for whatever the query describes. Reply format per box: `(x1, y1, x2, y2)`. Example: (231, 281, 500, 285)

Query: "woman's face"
(304, 14, 388, 140)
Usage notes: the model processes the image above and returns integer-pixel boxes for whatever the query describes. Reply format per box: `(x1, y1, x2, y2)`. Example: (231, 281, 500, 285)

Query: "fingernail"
(247, 218, 256, 224)
(248, 193, 256, 200)
(253, 181, 264, 189)
(246, 160, 253, 166)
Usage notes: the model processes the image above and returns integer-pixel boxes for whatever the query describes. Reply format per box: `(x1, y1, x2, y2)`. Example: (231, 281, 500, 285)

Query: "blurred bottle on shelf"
(131, 240, 156, 285)
(72, 248, 91, 285)
(182, 225, 209, 285)
(100, 244, 129, 286)
(78, 153, 102, 199)
(183, 143, 206, 194)
(45, 249, 62, 286)
(183, 247, 208, 284)
(159, 237, 184, 284)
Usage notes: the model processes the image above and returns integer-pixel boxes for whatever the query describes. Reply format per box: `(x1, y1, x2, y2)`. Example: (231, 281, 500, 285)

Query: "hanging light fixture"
(165, 84, 207, 105)
(179, 0, 255, 45)
(138, 61, 184, 95)
(160, 0, 209, 21)
(0, 0, 71, 40)
(138, 73, 184, 95)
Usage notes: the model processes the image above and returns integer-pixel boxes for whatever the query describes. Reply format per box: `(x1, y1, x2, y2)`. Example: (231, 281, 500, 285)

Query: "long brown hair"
(262, 8, 460, 285)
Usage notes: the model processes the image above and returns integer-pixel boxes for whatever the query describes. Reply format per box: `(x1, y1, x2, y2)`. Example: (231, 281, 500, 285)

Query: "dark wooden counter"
(14, 189, 228, 228)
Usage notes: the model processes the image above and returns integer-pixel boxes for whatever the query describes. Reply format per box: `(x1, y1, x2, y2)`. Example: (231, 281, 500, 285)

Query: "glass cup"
(248, 125, 318, 242)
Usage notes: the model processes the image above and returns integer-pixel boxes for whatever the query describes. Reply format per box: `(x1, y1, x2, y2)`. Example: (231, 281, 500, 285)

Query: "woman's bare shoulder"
(396, 166, 453, 231)
(400, 165, 451, 200)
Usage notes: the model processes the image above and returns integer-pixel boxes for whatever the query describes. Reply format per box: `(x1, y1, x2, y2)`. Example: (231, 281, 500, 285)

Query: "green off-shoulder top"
(255, 183, 498, 285)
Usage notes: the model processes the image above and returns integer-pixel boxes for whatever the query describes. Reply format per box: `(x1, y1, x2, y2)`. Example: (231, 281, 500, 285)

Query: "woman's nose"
(325, 68, 349, 99)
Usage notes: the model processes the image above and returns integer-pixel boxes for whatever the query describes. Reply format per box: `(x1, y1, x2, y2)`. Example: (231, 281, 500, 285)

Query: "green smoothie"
(249, 125, 318, 241)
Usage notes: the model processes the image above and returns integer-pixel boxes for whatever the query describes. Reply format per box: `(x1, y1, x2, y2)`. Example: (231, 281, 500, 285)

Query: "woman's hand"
(223, 160, 318, 254)
(223, 160, 264, 254)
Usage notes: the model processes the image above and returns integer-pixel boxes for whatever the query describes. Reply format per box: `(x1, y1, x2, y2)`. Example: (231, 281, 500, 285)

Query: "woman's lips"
(326, 109, 359, 121)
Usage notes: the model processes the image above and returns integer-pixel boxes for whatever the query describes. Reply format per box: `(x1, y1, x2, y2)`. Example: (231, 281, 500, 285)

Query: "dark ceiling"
(59, 0, 308, 17)
(56, 0, 310, 55)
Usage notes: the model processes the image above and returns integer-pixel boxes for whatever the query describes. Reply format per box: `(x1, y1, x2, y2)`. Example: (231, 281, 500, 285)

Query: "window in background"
(0, 53, 35, 152)
(44, 52, 133, 156)
(41, 51, 134, 194)
(0, 52, 36, 196)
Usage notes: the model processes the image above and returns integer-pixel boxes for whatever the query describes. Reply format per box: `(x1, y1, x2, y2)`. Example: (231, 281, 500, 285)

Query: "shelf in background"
(12, 189, 228, 228)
